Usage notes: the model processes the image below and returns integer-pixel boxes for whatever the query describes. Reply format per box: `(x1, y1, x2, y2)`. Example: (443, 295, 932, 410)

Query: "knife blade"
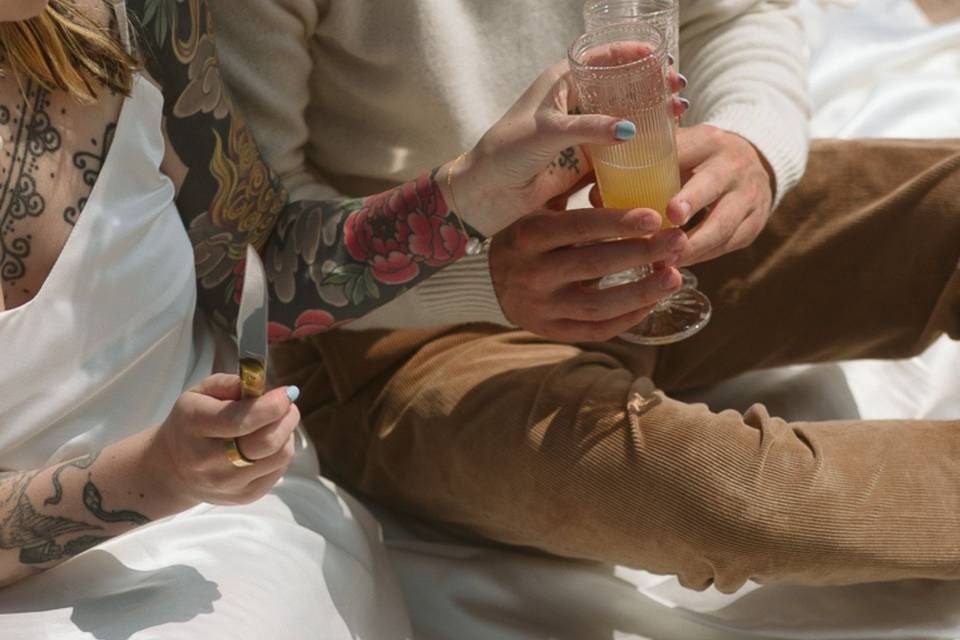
(237, 244, 269, 400)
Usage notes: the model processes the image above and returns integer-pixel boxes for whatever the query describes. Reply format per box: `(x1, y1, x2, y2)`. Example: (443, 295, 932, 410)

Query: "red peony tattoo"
(268, 310, 354, 341)
(343, 173, 466, 285)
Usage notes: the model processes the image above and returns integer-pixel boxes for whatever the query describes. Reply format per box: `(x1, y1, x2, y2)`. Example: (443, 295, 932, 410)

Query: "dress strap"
(106, 0, 134, 55)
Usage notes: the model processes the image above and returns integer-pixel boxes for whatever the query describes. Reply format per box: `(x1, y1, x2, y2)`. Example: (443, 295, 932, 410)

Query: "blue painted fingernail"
(677, 73, 688, 89)
(679, 97, 690, 110)
(667, 53, 676, 67)
(615, 120, 636, 141)
(286, 386, 301, 402)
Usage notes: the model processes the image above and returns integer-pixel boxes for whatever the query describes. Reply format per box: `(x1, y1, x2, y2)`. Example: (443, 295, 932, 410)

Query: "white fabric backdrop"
(381, 2, 960, 638)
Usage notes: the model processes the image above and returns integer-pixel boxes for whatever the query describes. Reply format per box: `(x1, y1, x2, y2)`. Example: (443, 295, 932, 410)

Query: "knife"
(236, 244, 311, 464)
(237, 244, 268, 400)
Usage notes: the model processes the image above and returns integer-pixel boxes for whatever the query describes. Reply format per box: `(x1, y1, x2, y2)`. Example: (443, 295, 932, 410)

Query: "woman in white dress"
(0, 1, 661, 637)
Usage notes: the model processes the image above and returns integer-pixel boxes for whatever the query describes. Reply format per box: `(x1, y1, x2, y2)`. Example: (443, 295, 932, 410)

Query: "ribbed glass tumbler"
(568, 23, 711, 344)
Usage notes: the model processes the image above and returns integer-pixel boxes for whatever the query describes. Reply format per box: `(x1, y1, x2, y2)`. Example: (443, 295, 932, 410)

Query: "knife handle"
(239, 357, 267, 399)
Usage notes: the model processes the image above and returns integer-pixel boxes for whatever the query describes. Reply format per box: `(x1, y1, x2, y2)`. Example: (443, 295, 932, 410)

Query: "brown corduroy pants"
(272, 139, 960, 593)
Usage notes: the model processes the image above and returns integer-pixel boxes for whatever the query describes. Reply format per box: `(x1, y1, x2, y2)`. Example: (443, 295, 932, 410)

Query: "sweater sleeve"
(346, 252, 508, 330)
(680, 0, 811, 208)
(208, 0, 334, 202)
(211, 0, 512, 331)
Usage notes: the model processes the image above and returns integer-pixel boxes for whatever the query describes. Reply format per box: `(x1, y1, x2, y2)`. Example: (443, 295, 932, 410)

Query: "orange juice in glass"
(592, 142, 680, 223)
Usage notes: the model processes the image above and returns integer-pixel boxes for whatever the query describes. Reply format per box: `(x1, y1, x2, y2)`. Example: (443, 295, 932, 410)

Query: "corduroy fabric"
(915, 0, 960, 24)
(272, 138, 960, 592)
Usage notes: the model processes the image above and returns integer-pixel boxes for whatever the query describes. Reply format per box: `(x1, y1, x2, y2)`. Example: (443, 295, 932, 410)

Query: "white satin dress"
(0, 75, 412, 639)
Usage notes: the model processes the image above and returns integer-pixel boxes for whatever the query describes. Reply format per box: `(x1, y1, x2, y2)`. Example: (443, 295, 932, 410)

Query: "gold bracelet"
(445, 152, 485, 256)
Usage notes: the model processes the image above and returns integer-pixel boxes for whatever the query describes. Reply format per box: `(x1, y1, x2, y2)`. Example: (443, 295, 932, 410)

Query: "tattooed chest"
(0, 80, 122, 310)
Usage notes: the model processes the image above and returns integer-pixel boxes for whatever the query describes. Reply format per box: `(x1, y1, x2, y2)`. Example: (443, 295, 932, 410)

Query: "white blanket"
(382, 2, 960, 638)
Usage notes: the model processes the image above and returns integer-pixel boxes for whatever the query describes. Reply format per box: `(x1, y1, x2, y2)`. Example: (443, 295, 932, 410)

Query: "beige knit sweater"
(210, 0, 810, 329)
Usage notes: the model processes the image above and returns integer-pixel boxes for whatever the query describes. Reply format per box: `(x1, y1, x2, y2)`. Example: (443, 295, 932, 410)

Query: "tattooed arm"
(0, 374, 300, 589)
(124, 0, 475, 337)
(0, 435, 172, 587)
(127, 0, 625, 340)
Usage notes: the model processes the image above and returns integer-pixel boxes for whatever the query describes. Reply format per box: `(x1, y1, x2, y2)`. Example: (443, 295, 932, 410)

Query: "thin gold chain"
(445, 152, 471, 238)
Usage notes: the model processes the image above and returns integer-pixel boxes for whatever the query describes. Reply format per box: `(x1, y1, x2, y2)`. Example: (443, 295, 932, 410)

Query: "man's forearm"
(0, 429, 188, 588)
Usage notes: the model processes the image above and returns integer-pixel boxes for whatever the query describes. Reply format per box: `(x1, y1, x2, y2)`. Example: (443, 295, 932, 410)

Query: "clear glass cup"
(583, 0, 680, 65)
(569, 23, 711, 345)
(583, 0, 701, 291)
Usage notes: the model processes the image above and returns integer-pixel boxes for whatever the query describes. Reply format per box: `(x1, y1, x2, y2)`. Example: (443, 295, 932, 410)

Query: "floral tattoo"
(263, 171, 469, 340)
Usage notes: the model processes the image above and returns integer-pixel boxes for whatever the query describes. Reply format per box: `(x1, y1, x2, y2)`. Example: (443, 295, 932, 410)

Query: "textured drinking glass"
(584, 0, 699, 290)
(569, 23, 711, 345)
(583, 0, 679, 65)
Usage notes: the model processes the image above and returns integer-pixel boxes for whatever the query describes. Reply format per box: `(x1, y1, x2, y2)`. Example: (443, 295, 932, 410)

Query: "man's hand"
(665, 124, 775, 266)
(490, 208, 688, 342)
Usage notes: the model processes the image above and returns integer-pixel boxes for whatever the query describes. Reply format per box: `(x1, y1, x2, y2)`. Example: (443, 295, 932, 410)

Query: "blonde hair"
(0, 0, 140, 104)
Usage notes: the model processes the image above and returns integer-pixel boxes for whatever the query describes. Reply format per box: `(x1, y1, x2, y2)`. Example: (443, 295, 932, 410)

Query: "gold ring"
(224, 438, 255, 468)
